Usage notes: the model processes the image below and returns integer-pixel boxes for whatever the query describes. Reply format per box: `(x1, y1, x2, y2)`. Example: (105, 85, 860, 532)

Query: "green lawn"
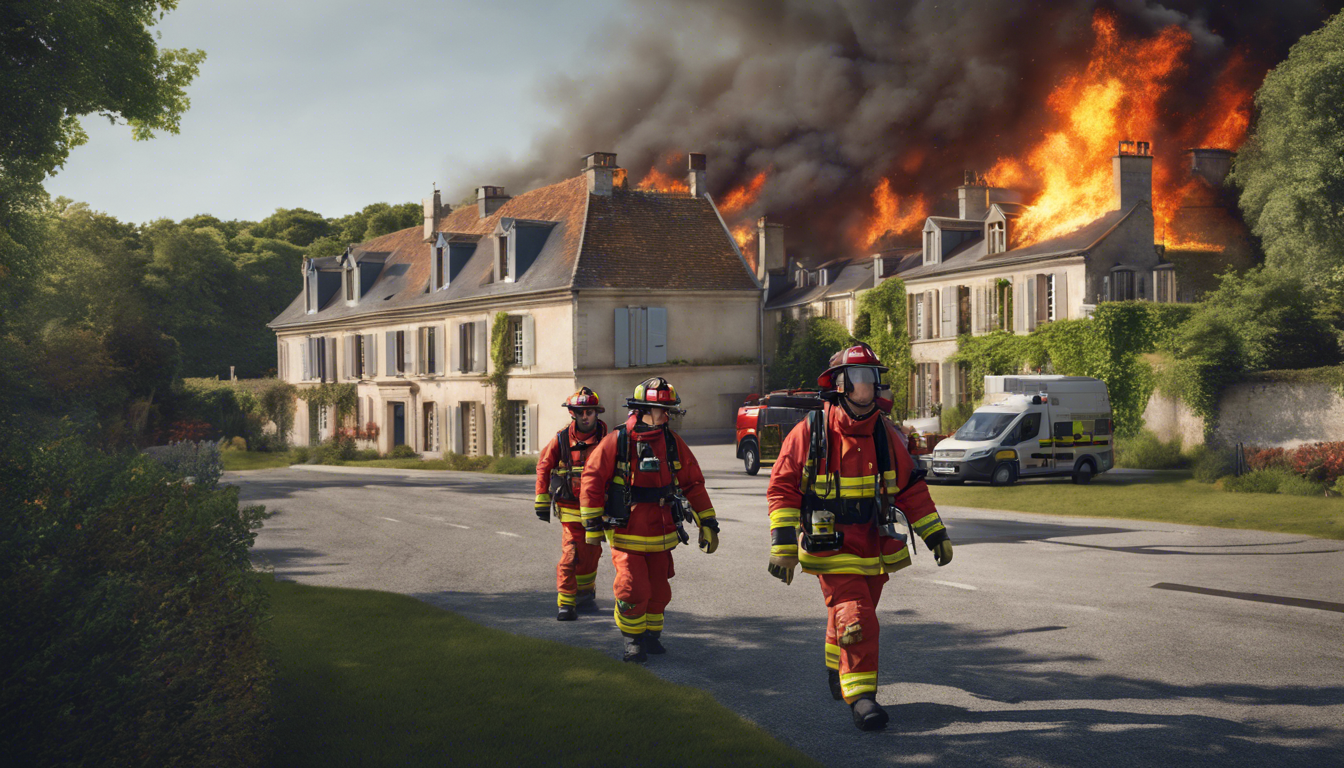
(929, 471, 1344, 540)
(266, 579, 822, 768)
(221, 450, 296, 471)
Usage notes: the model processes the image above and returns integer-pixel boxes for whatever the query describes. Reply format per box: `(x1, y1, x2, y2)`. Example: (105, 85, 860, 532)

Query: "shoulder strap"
(664, 428, 681, 488)
(802, 406, 827, 494)
(616, 425, 630, 487)
(556, 427, 571, 469)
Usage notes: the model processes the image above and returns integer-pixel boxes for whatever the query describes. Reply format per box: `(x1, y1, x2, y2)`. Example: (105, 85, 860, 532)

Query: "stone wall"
(1143, 381, 1344, 448)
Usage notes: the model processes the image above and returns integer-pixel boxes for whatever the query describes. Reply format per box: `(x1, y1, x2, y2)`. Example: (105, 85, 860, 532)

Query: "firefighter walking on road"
(580, 377, 719, 663)
(535, 387, 609, 621)
(766, 343, 954, 731)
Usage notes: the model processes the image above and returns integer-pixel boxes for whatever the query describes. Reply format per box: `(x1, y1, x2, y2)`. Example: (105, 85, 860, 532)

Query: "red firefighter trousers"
(611, 548, 674, 636)
(820, 572, 888, 703)
(556, 520, 603, 607)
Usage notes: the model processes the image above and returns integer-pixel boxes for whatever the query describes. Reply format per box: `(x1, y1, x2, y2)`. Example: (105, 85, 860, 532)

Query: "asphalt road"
(231, 441, 1344, 768)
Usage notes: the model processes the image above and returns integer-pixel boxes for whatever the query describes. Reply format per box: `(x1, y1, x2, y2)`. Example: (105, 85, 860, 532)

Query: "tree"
(768, 316, 854, 390)
(251, 208, 330, 247)
(0, 1, 204, 185)
(1231, 10, 1344, 298)
(855, 277, 914, 419)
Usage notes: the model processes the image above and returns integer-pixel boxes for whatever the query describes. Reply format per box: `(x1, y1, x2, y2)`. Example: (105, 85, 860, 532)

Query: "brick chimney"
(1186, 147, 1233, 187)
(477, 186, 509, 218)
(756, 216, 785, 283)
(1112, 140, 1153, 211)
(687, 153, 707, 197)
(583, 152, 619, 196)
(957, 170, 989, 221)
(422, 187, 443, 241)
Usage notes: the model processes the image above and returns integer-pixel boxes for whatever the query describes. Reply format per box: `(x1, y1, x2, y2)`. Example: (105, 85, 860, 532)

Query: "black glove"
(535, 500, 551, 523)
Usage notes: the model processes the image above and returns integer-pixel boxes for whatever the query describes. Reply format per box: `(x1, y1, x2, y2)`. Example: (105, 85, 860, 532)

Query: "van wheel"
(742, 441, 760, 476)
(990, 462, 1017, 487)
(1072, 458, 1095, 485)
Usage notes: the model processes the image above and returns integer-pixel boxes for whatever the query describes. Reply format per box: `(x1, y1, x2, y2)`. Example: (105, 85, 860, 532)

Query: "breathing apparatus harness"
(593, 421, 714, 546)
(798, 404, 925, 555)
(548, 421, 607, 505)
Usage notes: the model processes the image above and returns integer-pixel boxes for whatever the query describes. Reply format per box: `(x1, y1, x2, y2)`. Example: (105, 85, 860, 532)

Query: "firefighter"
(579, 377, 719, 663)
(535, 387, 610, 621)
(766, 343, 954, 731)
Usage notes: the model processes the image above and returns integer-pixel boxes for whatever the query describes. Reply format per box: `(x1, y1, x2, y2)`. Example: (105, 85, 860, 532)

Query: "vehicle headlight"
(965, 448, 992, 460)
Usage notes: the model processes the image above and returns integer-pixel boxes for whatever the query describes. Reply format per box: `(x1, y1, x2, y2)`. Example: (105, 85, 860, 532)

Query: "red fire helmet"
(626, 377, 685, 414)
(817, 343, 888, 390)
(563, 386, 604, 413)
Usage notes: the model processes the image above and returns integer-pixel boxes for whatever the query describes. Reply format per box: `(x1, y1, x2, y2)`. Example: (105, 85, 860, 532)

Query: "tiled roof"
(270, 174, 757, 329)
(765, 258, 874, 310)
(575, 190, 757, 290)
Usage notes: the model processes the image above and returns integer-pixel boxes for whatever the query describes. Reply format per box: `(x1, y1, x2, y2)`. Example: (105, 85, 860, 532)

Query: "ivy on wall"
(296, 382, 358, 423)
(855, 277, 914, 420)
(950, 302, 1195, 438)
(489, 312, 512, 457)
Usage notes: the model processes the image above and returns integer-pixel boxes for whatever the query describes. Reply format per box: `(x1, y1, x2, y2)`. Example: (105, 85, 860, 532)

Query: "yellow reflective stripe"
(558, 508, 585, 524)
(612, 476, 626, 486)
(535, 494, 551, 505)
(575, 572, 597, 587)
(612, 532, 682, 552)
(825, 643, 841, 670)
(585, 530, 605, 545)
(770, 544, 799, 557)
(580, 507, 604, 520)
(557, 592, 577, 607)
(646, 613, 665, 631)
(770, 508, 801, 529)
(912, 512, 943, 532)
(881, 470, 898, 483)
(614, 608, 647, 634)
(840, 671, 878, 697)
(800, 547, 911, 575)
(919, 522, 946, 539)
(696, 507, 716, 519)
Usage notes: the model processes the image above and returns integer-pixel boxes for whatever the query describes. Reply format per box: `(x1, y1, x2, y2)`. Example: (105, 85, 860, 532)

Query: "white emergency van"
(924, 375, 1114, 485)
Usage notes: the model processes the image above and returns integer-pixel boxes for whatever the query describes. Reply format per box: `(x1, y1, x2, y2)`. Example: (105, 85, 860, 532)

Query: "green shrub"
(145, 439, 225, 488)
(1115, 430, 1185, 469)
(488, 456, 539, 475)
(291, 446, 310, 464)
(1279, 474, 1326, 497)
(389, 444, 419, 459)
(940, 401, 975, 435)
(1224, 468, 1289, 494)
(443, 452, 494, 471)
(1334, 476, 1344, 497)
(251, 430, 288, 453)
(354, 448, 381, 461)
(225, 436, 248, 452)
(1190, 445, 1234, 483)
(0, 433, 271, 766)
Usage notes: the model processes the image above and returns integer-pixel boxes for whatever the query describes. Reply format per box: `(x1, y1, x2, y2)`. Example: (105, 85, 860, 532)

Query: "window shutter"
(325, 338, 337, 382)
(416, 327, 427, 374)
(449, 322, 460, 373)
(343, 336, 353, 379)
(302, 339, 311, 381)
(647, 307, 667, 365)
(361, 334, 373, 377)
(940, 286, 955, 339)
(614, 308, 630, 368)
(385, 331, 396, 375)
(971, 286, 983, 335)
(449, 404, 462, 453)
(473, 320, 486, 373)
(435, 325, 446, 375)
(1025, 277, 1038, 331)
(1055, 272, 1068, 320)
(521, 314, 536, 367)
(527, 403, 539, 454)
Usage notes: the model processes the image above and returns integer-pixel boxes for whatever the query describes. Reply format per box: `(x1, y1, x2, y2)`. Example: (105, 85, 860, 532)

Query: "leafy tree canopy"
(0, 0, 205, 185)
(1231, 10, 1344, 298)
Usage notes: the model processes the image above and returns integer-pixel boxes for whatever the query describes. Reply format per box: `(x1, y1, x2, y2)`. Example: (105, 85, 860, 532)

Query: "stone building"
(898, 141, 1178, 417)
(269, 152, 762, 455)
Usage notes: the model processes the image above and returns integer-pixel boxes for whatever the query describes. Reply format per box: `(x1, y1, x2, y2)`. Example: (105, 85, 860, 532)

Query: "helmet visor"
(843, 366, 882, 386)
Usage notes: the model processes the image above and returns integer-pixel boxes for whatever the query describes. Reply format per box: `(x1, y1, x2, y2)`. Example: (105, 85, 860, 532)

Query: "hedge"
(0, 430, 271, 766)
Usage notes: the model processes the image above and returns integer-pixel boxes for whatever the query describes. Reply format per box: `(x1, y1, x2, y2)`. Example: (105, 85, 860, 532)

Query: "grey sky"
(45, 0, 624, 224)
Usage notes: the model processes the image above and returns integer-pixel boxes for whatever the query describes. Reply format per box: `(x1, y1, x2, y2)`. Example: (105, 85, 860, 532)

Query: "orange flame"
(856, 179, 928, 249)
(635, 165, 688, 194)
(987, 12, 1195, 245)
(717, 170, 768, 217)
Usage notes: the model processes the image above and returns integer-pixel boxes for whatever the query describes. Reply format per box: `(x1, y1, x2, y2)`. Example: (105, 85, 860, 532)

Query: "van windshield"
(953, 412, 1018, 442)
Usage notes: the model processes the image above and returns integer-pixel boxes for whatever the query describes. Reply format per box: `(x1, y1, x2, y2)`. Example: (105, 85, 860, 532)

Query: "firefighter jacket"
(766, 404, 947, 576)
(535, 420, 609, 523)
(579, 414, 715, 553)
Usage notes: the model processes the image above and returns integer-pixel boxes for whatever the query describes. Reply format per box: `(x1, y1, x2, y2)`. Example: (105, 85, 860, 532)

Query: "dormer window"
(344, 262, 355, 302)
(988, 221, 1006, 254)
(305, 265, 318, 314)
(435, 245, 446, 289)
(498, 234, 510, 281)
(923, 228, 939, 265)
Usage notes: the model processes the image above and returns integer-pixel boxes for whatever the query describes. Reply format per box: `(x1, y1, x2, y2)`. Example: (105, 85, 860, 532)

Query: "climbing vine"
(296, 382, 358, 423)
(489, 312, 512, 456)
(855, 277, 914, 420)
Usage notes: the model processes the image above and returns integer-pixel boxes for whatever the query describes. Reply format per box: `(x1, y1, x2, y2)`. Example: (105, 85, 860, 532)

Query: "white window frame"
(1046, 273, 1056, 322)
(512, 401, 528, 457)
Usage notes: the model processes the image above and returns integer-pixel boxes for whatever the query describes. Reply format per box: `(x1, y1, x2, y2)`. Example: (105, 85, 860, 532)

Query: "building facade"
(269, 152, 763, 455)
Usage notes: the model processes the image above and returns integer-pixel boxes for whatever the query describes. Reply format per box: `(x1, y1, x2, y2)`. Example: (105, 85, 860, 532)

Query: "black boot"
(850, 694, 889, 731)
(557, 604, 577, 621)
(827, 668, 843, 701)
(623, 635, 647, 663)
(575, 591, 599, 613)
(644, 630, 666, 655)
